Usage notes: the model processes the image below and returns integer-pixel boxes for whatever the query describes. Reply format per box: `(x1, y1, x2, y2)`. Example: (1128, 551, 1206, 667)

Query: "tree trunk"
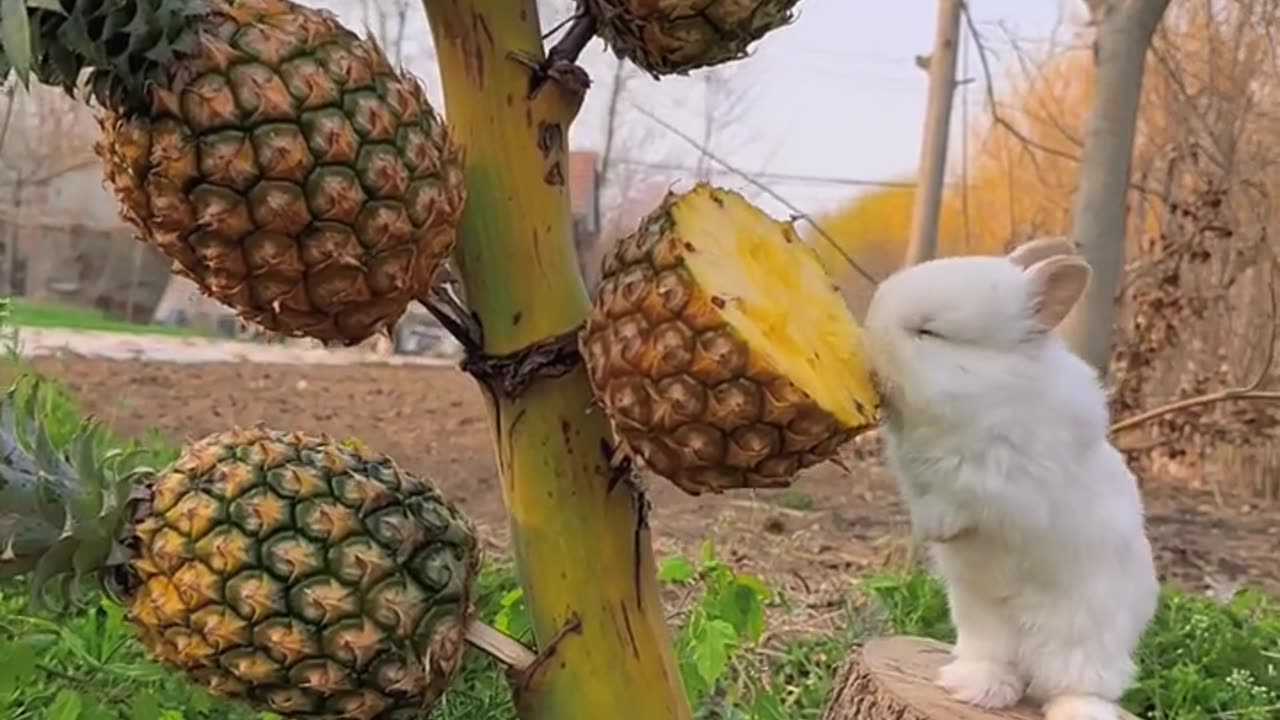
(823, 637, 1140, 720)
(1058, 0, 1172, 375)
(421, 2, 693, 719)
(2, 171, 24, 297)
(903, 0, 962, 267)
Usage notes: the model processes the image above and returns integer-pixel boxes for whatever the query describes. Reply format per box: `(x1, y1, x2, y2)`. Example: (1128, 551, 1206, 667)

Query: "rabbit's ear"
(1025, 256, 1091, 329)
(1008, 236, 1077, 270)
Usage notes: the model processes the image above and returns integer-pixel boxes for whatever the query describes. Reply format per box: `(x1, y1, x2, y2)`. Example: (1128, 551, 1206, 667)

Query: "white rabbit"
(861, 237, 1159, 720)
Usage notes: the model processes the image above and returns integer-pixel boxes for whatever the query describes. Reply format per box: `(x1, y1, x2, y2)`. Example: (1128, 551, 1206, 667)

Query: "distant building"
(25, 163, 123, 228)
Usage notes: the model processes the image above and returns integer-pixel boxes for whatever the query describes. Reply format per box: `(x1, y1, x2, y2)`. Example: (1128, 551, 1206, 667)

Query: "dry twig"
(960, 3, 1161, 199)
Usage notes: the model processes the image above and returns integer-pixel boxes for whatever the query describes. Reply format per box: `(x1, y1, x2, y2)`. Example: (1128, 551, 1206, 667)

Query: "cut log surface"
(823, 636, 1141, 720)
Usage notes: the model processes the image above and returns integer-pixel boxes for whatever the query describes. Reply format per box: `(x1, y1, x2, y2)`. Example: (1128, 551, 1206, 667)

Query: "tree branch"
(961, 3, 1162, 200)
(596, 59, 629, 191)
(544, 8, 597, 68)
(962, 7, 1082, 165)
(1110, 389, 1280, 434)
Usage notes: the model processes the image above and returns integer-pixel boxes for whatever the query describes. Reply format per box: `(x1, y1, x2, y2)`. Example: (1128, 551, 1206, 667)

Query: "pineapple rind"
(583, 0, 802, 75)
(580, 183, 879, 496)
(90, 0, 467, 344)
(127, 426, 480, 719)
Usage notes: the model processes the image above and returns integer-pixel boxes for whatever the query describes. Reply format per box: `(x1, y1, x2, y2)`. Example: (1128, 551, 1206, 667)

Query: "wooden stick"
(464, 620, 537, 671)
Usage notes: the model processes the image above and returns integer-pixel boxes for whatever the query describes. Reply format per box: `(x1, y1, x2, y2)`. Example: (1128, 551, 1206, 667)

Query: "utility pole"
(903, 0, 963, 267)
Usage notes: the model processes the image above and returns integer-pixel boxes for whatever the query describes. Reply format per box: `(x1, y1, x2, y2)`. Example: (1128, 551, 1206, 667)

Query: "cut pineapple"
(580, 184, 879, 495)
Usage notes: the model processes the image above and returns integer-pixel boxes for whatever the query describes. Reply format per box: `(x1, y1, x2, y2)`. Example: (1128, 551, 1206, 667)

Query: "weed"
(863, 569, 1280, 720)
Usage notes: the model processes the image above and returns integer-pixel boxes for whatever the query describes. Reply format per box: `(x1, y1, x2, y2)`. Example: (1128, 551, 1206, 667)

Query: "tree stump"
(823, 637, 1140, 720)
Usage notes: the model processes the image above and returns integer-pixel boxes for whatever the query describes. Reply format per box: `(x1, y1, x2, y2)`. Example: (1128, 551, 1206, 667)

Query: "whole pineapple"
(580, 184, 879, 495)
(0, 0, 465, 344)
(0, 379, 481, 720)
(582, 0, 801, 75)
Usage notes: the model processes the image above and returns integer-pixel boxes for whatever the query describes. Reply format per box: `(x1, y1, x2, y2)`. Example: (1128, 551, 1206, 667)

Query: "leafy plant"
(1125, 588, 1280, 720)
(0, 584, 269, 720)
(863, 568, 1280, 720)
(660, 542, 773, 710)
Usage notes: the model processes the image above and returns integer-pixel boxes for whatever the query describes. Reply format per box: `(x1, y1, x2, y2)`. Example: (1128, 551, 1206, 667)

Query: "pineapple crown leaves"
(0, 0, 208, 110)
(0, 374, 156, 613)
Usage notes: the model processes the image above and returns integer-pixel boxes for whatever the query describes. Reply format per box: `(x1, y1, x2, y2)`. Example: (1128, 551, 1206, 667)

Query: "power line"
(605, 159, 921, 189)
(604, 158, 916, 188)
(626, 102, 879, 286)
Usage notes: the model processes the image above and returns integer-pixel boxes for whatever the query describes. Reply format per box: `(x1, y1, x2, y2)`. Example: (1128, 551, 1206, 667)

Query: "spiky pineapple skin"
(583, 0, 801, 75)
(127, 426, 479, 720)
(96, 0, 465, 344)
(579, 190, 855, 495)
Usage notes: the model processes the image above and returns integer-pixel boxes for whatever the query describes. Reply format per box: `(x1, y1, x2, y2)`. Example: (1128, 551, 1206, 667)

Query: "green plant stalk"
(422, 2, 693, 718)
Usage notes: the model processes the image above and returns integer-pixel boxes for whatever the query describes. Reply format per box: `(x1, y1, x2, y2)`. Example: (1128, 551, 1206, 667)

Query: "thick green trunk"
(421, 2, 693, 718)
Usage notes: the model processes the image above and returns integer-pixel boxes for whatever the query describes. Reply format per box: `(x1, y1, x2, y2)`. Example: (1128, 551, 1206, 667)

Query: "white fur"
(862, 246, 1159, 720)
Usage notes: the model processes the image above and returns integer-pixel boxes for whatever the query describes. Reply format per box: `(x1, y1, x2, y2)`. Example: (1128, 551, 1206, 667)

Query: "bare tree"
(0, 85, 98, 195)
(582, 57, 668, 291)
(1058, 0, 1173, 374)
(360, 0, 413, 66)
(343, 0, 435, 72)
(694, 65, 753, 181)
(597, 58, 639, 199)
(960, 0, 1280, 500)
(904, 0, 964, 266)
(0, 84, 100, 294)
(1099, 0, 1280, 502)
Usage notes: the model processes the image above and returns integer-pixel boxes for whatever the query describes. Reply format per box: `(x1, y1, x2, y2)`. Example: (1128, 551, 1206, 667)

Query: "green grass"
(0, 357, 1277, 720)
(861, 569, 1280, 720)
(6, 298, 203, 337)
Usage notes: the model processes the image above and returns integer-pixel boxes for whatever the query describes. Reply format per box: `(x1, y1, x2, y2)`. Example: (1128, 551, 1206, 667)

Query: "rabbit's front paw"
(937, 659, 1023, 709)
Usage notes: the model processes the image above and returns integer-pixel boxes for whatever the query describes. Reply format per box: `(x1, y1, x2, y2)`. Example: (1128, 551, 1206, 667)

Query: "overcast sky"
(318, 1, 1082, 217)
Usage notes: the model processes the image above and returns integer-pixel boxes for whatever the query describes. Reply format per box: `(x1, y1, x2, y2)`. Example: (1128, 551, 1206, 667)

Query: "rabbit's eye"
(915, 326, 939, 338)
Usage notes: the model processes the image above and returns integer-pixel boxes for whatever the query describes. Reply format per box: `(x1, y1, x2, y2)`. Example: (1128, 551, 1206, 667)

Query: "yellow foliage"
(807, 185, 914, 278)
(807, 184, 978, 283)
(958, 0, 1279, 245)
(814, 0, 1280, 286)
(959, 46, 1093, 248)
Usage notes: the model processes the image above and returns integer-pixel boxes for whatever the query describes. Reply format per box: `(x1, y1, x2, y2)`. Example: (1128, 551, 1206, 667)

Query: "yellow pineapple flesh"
(92, 0, 466, 344)
(581, 184, 880, 495)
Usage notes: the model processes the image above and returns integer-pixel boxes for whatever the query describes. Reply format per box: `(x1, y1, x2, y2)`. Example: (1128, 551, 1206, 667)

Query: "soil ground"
(12, 349, 1278, 629)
